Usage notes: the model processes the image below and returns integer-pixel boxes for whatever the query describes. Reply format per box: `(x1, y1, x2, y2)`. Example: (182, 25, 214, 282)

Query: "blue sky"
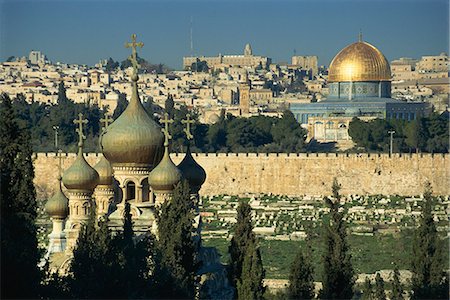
(0, 0, 448, 69)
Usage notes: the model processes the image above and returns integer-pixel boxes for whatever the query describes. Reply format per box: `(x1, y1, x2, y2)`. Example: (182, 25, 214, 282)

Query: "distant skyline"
(0, 0, 448, 69)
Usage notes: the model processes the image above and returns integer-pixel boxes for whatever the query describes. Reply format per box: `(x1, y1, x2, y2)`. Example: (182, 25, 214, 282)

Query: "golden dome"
(94, 156, 113, 186)
(328, 41, 391, 82)
(148, 147, 182, 193)
(62, 147, 99, 192)
(101, 80, 164, 168)
(45, 178, 69, 219)
(177, 145, 206, 194)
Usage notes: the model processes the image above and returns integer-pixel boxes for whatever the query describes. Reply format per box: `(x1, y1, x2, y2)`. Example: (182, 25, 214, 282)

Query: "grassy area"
(202, 233, 449, 280)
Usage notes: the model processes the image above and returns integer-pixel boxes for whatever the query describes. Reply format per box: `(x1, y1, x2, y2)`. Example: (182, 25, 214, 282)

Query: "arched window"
(126, 181, 136, 201)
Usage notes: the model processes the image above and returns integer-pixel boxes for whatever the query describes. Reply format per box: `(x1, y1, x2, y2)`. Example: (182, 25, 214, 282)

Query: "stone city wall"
(33, 152, 450, 199)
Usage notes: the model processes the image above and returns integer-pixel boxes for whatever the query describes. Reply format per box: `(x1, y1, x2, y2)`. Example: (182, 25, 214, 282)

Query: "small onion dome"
(94, 156, 113, 186)
(45, 178, 69, 219)
(148, 147, 182, 193)
(177, 145, 206, 194)
(101, 81, 164, 168)
(62, 147, 99, 192)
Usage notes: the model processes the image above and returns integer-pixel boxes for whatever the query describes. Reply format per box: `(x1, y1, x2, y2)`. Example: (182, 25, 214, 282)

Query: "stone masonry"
(34, 153, 449, 199)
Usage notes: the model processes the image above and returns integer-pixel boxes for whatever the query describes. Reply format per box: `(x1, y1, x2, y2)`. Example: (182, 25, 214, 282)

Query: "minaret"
(93, 114, 115, 218)
(62, 113, 99, 251)
(45, 150, 69, 254)
(148, 113, 182, 207)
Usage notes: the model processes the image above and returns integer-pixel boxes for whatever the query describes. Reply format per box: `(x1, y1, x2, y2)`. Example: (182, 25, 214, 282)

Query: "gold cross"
(181, 113, 195, 140)
(125, 34, 144, 73)
(100, 114, 113, 133)
(74, 113, 88, 146)
(160, 113, 174, 147)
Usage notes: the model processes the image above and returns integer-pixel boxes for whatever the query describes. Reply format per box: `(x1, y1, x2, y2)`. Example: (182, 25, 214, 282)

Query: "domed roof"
(208, 113, 220, 124)
(148, 147, 182, 193)
(328, 41, 391, 82)
(45, 178, 69, 219)
(62, 147, 99, 192)
(177, 145, 206, 194)
(101, 79, 164, 168)
(94, 156, 113, 186)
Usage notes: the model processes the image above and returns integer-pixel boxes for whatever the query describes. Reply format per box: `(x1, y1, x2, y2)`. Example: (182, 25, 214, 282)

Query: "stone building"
(183, 43, 272, 70)
(289, 35, 430, 142)
(291, 55, 319, 76)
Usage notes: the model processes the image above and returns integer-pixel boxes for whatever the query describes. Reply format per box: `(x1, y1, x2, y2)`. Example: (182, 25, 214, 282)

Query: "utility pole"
(52, 125, 59, 151)
(388, 130, 395, 156)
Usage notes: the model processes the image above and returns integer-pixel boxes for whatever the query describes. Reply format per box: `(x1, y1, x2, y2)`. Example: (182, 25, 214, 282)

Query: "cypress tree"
(228, 200, 255, 291)
(165, 94, 175, 117)
(156, 180, 197, 298)
(390, 265, 404, 300)
(113, 93, 128, 120)
(361, 277, 373, 300)
(69, 210, 119, 298)
(287, 245, 314, 299)
(411, 182, 449, 299)
(374, 273, 387, 300)
(319, 178, 355, 299)
(236, 241, 265, 300)
(0, 93, 41, 299)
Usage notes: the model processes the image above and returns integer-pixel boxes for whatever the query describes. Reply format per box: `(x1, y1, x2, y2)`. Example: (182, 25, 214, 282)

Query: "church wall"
(33, 153, 449, 199)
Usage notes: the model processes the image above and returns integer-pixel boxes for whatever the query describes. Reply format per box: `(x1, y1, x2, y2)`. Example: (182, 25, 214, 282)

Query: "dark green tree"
(0, 93, 41, 299)
(156, 181, 197, 298)
(361, 277, 373, 300)
(69, 211, 120, 298)
(105, 57, 119, 72)
(319, 178, 355, 299)
(236, 240, 265, 300)
(390, 266, 404, 300)
(191, 59, 209, 72)
(165, 93, 175, 117)
(113, 92, 128, 120)
(287, 245, 314, 299)
(374, 273, 387, 300)
(228, 200, 255, 291)
(411, 182, 449, 299)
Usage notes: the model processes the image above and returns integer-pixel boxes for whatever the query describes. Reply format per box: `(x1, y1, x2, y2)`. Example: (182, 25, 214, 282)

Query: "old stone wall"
(33, 153, 449, 199)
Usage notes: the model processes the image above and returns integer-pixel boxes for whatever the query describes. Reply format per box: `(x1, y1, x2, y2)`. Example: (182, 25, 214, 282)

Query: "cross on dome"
(74, 113, 88, 147)
(125, 34, 144, 77)
(100, 114, 113, 133)
(181, 113, 195, 140)
(161, 113, 174, 147)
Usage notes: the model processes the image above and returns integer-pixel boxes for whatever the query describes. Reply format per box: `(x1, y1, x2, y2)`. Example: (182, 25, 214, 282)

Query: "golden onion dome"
(328, 41, 391, 82)
(94, 156, 113, 186)
(177, 145, 206, 194)
(45, 178, 69, 219)
(101, 80, 164, 168)
(62, 147, 99, 192)
(148, 147, 182, 193)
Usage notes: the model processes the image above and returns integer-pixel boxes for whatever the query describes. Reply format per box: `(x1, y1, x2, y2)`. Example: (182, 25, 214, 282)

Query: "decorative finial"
(181, 113, 195, 141)
(160, 113, 174, 147)
(74, 113, 88, 148)
(57, 149, 63, 181)
(358, 30, 363, 42)
(125, 34, 144, 80)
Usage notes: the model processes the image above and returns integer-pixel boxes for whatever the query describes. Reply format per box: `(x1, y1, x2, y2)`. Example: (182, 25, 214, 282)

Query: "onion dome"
(94, 156, 113, 186)
(62, 146, 99, 192)
(45, 177, 69, 219)
(177, 145, 206, 194)
(149, 146, 182, 193)
(100, 76, 164, 168)
(328, 40, 391, 83)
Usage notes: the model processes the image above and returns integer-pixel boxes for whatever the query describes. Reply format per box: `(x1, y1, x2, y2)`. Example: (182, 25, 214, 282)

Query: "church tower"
(45, 151, 69, 254)
(62, 113, 99, 251)
(101, 34, 164, 232)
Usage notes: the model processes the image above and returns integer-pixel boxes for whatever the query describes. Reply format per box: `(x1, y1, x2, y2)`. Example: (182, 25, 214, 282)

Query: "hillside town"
(1, 47, 448, 125)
